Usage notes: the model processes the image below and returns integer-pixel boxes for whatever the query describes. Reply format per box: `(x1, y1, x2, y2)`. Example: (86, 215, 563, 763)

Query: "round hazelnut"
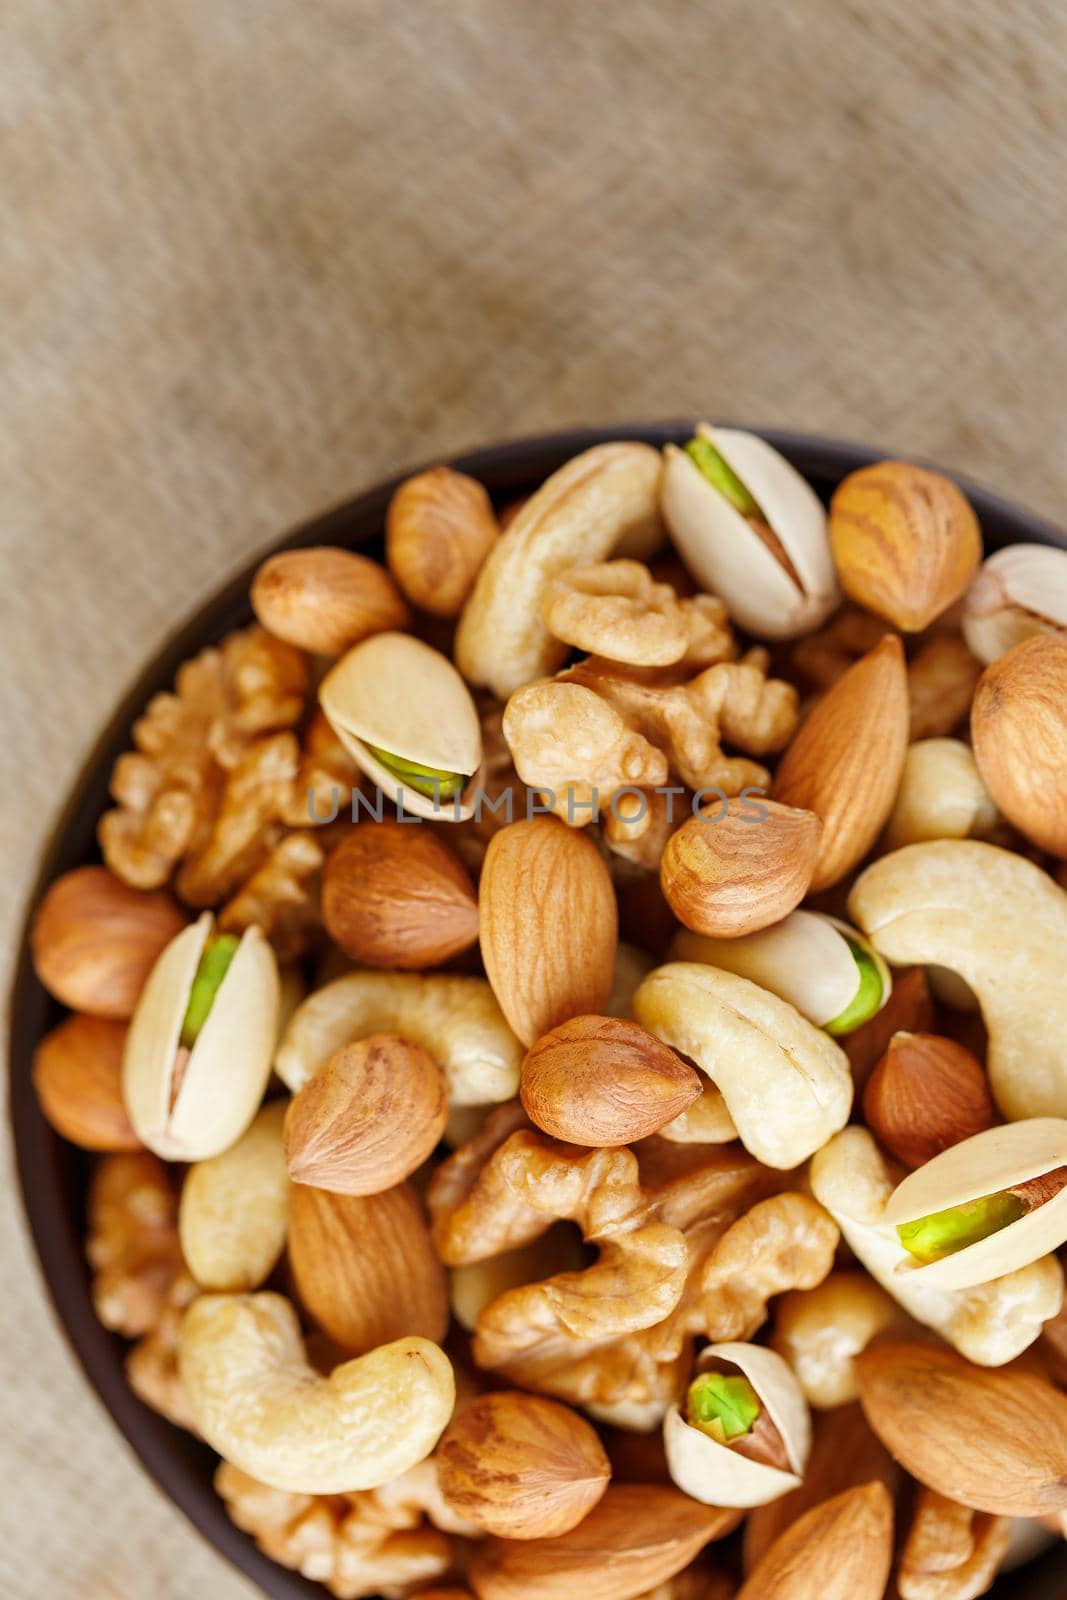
(30, 866, 186, 1017)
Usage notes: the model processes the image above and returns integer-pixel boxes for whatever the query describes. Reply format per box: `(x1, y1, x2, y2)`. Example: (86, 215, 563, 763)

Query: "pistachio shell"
(671, 912, 890, 1031)
(664, 1343, 810, 1508)
(661, 427, 839, 640)
(883, 1118, 1067, 1290)
(319, 631, 482, 820)
(123, 916, 279, 1160)
(962, 543, 1067, 665)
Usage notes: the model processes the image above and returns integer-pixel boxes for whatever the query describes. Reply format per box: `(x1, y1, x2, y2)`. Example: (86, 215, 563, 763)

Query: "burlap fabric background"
(2, 3, 1066, 1596)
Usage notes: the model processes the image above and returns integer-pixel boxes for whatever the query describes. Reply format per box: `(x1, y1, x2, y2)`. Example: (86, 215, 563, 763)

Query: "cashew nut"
(455, 442, 664, 697)
(772, 1271, 902, 1409)
(179, 1292, 455, 1493)
(849, 840, 1067, 1119)
(632, 963, 852, 1169)
(179, 1101, 291, 1291)
(809, 1127, 1063, 1366)
(275, 970, 521, 1106)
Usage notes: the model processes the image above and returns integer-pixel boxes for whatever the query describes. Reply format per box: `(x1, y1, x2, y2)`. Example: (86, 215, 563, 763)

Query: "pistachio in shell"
(318, 631, 482, 820)
(122, 914, 280, 1161)
(884, 1118, 1067, 1290)
(663, 1342, 811, 1508)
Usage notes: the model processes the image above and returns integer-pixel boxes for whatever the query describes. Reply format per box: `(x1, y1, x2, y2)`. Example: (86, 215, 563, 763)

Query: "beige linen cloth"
(2, 3, 1066, 1596)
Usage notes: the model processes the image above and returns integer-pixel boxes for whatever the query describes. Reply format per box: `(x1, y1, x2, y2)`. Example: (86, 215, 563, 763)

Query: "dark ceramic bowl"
(10, 425, 1067, 1598)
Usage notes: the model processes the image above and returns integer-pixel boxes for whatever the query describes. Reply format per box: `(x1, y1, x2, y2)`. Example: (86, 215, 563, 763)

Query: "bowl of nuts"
(12, 423, 1067, 1600)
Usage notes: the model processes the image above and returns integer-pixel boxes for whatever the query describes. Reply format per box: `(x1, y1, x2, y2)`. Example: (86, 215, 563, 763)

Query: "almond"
(479, 818, 617, 1047)
(32, 1013, 141, 1151)
(856, 1342, 1067, 1517)
(288, 1180, 447, 1353)
(386, 466, 500, 618)
(284, 1035, 447, 1194)
(773, 635, 909, 891)
(829, 461, 981, 632)
(863, 1032, 997, 1170)
(737, 1482, 893, 1600)
(520, 1015, 701, 1146)
(971, 634, 1067, 857)
(322, 820, 479, 968)
(438, 1391, 610, 1539)
(660, 798, 822, 937)
(251, 546, 410, 654)
(467, 1483, 738, 1600)
(31, 866, 186, 1018)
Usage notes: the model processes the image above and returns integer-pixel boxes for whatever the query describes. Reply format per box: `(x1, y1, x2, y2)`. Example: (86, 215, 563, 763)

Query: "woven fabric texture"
(2, 3, 1066, 1597)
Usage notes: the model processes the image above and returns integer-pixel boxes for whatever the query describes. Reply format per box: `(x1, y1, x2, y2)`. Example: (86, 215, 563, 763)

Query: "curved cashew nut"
(179, 1292, 455, 1493)
(633, 963, 852, 1169)
(849, 840, 1067, 1119)
(455, 442, 664, 698)
(809, 1127, 1063, 1366)
(275, 971, 521, 1106)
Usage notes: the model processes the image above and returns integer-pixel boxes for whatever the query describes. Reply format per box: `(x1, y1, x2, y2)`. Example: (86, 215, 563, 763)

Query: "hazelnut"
(32, 1013, 141, 1151)
(321, 820, 479, 968)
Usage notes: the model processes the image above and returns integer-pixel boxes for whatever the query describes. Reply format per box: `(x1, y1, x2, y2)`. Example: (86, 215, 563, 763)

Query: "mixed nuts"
(27, 430, 1067, 1600)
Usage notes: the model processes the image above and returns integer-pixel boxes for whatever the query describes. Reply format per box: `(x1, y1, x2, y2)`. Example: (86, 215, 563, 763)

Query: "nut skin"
(829, 460, 982, 632)
(288, 1180, 448, 1354)
(251, 545, 409, 654)
(863, 1031, 997, 1170)
(520, 1015, 701, 1147)
(284, 1035, 448, 1194)
(31, 867, 187, 1018)
(386, 466, 500, 618)
(479, 818, 618, 1047)
(321, 820, 479, 968)
(971, 634, 1067, 857)
(437, 1391, 610, 1539)
(774, 635, 909, 891)
(32, 1013, 141, 1151)
(660, 798, 822, 938)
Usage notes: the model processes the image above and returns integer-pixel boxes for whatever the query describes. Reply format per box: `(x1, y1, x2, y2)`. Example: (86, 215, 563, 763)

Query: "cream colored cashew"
(455, 442, 664, 697)
(883, 739, 998, 850)
(809, 1127, 1063, 1366)
(772, 1271, 901, 1409)
(179, 1101, 291, 1292)
(849, 840, 1067, 1119)
(179, 1292, 455, 1493)
(275, 970, 521, 1106)
(632, 962, 852, 1169)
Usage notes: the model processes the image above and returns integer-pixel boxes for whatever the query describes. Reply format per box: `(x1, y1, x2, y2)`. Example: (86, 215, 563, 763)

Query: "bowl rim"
(9, 421, 1067, 1599)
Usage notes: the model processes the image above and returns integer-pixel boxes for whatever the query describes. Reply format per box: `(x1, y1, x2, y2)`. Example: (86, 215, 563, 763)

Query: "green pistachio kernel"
(896, 1190, 1027, 1265)
(179, 934, 240, 1049)
(825, 938, 886, 1037)
(685, 436, 763, 519)
(686, 1372, 762, 1444)
(367, 744, 468, 801)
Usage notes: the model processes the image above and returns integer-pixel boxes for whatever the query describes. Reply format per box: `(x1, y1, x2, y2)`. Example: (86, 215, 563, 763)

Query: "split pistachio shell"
(670, 911, 890, 1033)
(275, 970, 522, 1107)
(123, 916, 279, 1160)
(319, 632, 482, 820)
(810, 1126, 1064, 1366)
(632, 962, 852, 1168)
(962, 543, 1067, 665)
(849, 840, 1067, 1120)
(660, 426, 840, 640)
(883, 1119, 1067, 1290)
(664, 1343, 810, 1508)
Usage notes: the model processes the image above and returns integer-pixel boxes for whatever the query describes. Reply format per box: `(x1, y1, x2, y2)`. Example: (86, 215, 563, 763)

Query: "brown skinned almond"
(480, 818, 617, 1047)
(32, 1013, 141, 1151)
(862, 1032, 997, 1170)
(438, 1392, 610, 1539)
(288, 1181, 447, 1354)
(971, 634, 1067, 857)
(737, 1482, 893, 1600)
(467, 1483, 739, 1600)
(386, 466, 500, 618)
(322, 820, 479, 968)
(31, 867, 187, 1018)
(660, 798, 822, 937)
(284, 1035, 448, 1194)
(830, 461, 982, 632)
(520, 1015, 701, 1146)
(251, 546, 410, 654)
(856, 1342, 1067, 1517)
(774, 635, 909, 891)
